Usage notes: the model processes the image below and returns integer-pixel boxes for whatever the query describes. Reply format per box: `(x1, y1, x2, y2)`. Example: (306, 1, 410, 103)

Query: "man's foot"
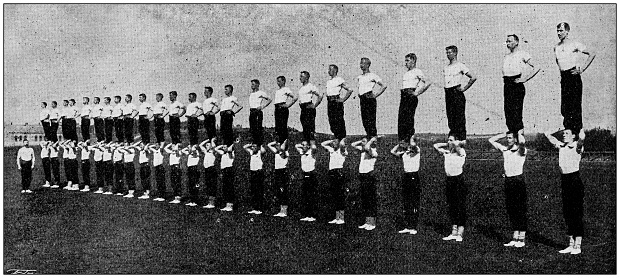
(335, 219, 345, 225)
(123, 193, 134, 198)
(138, 194, 149, 199)
(185, 202, 197, 207)
(20, 190, 26, 194)
(365, 225, 376, 231)
(50, 185, 59, 188)
(25, 189, 33, 193)
(220, 206, 233, 212)
(80, 186, 90, 192)
(93, 189, 104, 194)
(203, 204, 215, 209)
(398, 229, 411, 234)
(115, 193, 124, 196)
(248, 210, 258, 214)
(409, 229, 418, 235)
(169, 198, 181, 204)
(570, 246, 582, 255)
(514, 241, 525, 248)
(455, 235, 463, 242)
(559, 246, 574, 254)
(504, 241, 518, 247)
(328, 219, 339, 224)
(273, 212, 286, 217)
(442, 234, 458, 241)
(153, 198, 165, 202)
(102, 191, 113, 195)
(42, 183, 51, 188)
(300, 217, 310, 221)
(358, 224, 370, 229)
(306, 217, 316, 222)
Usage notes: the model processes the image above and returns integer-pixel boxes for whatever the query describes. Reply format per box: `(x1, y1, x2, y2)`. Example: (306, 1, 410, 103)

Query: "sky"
(3, 4, 616, 135)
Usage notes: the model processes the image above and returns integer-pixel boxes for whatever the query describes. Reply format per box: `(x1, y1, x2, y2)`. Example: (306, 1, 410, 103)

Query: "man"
(443, 45, 477, 142)
(80, 97, 92, 142)
(91, 97, 105, 142)
(554, 22, 596, 133)
(298, 71, 323, 147)
(49, 101, 60, 142)
(326, 65, 353, 144)
(186, 92, 203, 145)
(123, 94, 138, 143)
(399, 53, 431, 142)
(17, 140, 35, 193)
(273, 76, 297, 143)
(249, 79, 272, 145)
(153, 93, 168, 145)
(60, 100, 70, 141)
(102, 97, 114, 142)
(202, 87, 220, 141)
(168, 91, 186, 144)
(68, 99, 80, 141)
(112, 96, 125, 142)
(503, 34, 540, 139)
(357, 57, 387, 140)
(137, 93, 153, 143)
(40, 102, 51, 141)
(220, 85, 242, 145)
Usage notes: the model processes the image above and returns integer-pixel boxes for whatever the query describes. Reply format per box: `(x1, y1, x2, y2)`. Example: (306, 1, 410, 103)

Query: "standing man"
(91, 97, 105, 142)
(17, 140, 35, 193)
(273, 76, 297, 143)
(40, 102, 51, 141)
(326, 64, 353, 144)
(60, 100, 71, 141)
(554, 22, 596, 133)
(298, 71, 322, 148)
(49, 101, 60, 142)
(399, 53, 431, 143)
(220, 85, 243, 146)
(68, 99, 80, 141)
(168, 91, 186, 144)
(102, 97, 114, 142)
(80, 97, 92, 142)
(153, 93, 168, 145)
(202, 87, 220, 141)
(443, 45, 477, 142)
(186, 92, 203, 145)
(137, 93, 153, 143)
(123, 94, 138, 143)
(357, 57, 387, 140)
(249, 79, 272, 145)
(503, 34, 540, 139)
(112, 96, 125, 142)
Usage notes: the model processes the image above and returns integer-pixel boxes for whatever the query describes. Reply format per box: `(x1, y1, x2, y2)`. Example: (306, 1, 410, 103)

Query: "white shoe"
(80, 186, 90, 192)
(93, 190, 104, 194)
(115, 193, 124, 196)
(20, 190, 26, 193)
(409, 229, 418, 235)
(25, 190, 33, 193)
(455, 235, 463, 242)
(442, 234, 458, 241)
(504, 241, 518, 247)
(220, 207, 233, 212)
(63, 185, 71, 190)
(559, 246, 574, 254)
(123, 194, 134, 198)
(42, 183, 51, 188)
(514, 241, 525, 248)
(169, 199, 181, 204)
(358, 224, 369, 229)
(203, 204, 215, 209)
(254, 211, 262, 215)
(335, 220, 345, 225)
(306, 217, 316, 222)
(185, 202, 197, 207)
(273, 213, 286, 217)
(102, 191, 113, 195)
(328, 219, 339, 224)
(248, 210, 258, 214)
(570, 247, 581, 255)
(50, 185, 59, 188)
(153, 198, 165, 202)
(300, 217, 310, 221)
(70, 185, 80, 191)
(398, 229, 411, 234)
(138, 194, 149, 199)
(365, 225, 376, 231)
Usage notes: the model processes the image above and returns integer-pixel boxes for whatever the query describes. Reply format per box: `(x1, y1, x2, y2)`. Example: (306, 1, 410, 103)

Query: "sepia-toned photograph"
(3, 3, 616, 274)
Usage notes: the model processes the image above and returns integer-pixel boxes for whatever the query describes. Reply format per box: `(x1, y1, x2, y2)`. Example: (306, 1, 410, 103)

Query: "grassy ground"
(3, 134, 616, 274)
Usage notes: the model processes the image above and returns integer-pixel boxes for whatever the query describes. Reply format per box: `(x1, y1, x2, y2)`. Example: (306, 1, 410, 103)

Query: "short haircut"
(506, 130, 518, 138)
(156, 93, 163, 98)
(169, 91, 177, 97)
(189, 92, 196, 98)
(94, 97, 100, 102)
(446, 45, 458, 53)
(251, 79, 260, 85)
(52, 101, 57, 105)
(329, 64, 339, 72)
(125, 94, 132, 101)
(42, 101, 47, 106)
(300, 71, 310, 78)
(507, 34, 519, 42)
(225, 85, 234, 92)
(276, 76, 286, 82)
(405, 53, 417, 62)
(83, 97, 90, 102)
(557, 22, 570, 31)
(114, 95, 121, 100)
(69, 99, 75, 104)
(204, 86, 213, 93)
(104, 97, 111, 101)
(566, 128, 578, 137)
(361, 57, 371, 65)
(139, 93, 146, 99)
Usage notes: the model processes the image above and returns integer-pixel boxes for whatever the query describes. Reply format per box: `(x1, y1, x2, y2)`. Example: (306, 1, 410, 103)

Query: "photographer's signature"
(6, 269, 37, 274)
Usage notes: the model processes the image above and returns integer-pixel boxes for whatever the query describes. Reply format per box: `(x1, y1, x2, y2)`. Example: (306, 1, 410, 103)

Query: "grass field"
(3, 133, 617, 274)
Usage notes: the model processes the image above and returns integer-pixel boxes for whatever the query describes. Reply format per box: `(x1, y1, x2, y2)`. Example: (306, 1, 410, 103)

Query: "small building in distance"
(4, 123, 57, 147)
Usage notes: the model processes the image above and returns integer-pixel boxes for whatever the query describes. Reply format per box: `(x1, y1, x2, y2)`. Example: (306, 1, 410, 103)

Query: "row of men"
(39, 23, 595, 151)
(17, 124, 586, 255)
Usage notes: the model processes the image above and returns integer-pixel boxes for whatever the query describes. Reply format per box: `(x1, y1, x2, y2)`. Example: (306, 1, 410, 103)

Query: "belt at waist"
(275, 104, 288, 109)
(139, 115, 149, 119)
(221, 110, 234, 115)
(300, 102, 314, 109)
(503, 74, 521, 83)
(327, 95, 340, 101)
(81, 116, 90, 119)
(360, 91, 373, 98)
(169, 114, 180, 118)
(400, 88, 416, 96)
(250, 108, 262, 112)
(561, 67, 577, 74)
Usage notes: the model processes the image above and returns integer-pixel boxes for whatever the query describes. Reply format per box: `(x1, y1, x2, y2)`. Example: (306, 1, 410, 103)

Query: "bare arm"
(260, 95, 272, 110)
(414, 76, 432, 96)
(372, 80, 387, 98)
(243, 144, 253, 154)
(390, 144, 404, 157)
(433, 142, 449, 154)
(267, 142, 278, 153)
(339, 83, 354, 103)
(488, 133, 507, 151)
(320, 140, 335, 152)
(517, 59, 541, 83)
(351, 140, 364, 151)
(232, 101, 243, 114)
(294, 143, 304, 154)
(460, 71, 477, 92)
(578, 48, 596, 74)
(544, 128, 563, 148)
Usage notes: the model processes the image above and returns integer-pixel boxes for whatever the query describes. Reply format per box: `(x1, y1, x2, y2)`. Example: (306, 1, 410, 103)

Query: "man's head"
(104, 97, 111, 104)
(506, 131, 518, 146)
(94, 97, 100, 104)
(125, 94, 132, 103)
(562, 128, 577, 143)
(41, 102, 47, 109)
(63, 100, 69, 106)
(23, 139, 29, 147)
(224, 85, 233, 96)
(83, 97, 89, 105)
(114, 96, 121, 103)
(156, 93, 163, 102)
(139, 93, 146, 103)
(409, 134, 418, 147)
(251, 79, 260, 91)
(446, 45, 458, 61)
(204, 87, 213, 98)
(69, 99, 76, 106)
(557, 22, 570, 41)
(276, 76, 286, 88)
(189, 92, 196, 102)
(405, 53, 417, 70)
(52, 101, 57, 108)
(299, 71, 310, 84)
(360, 57, 371, 71)
(328, 64, 339, 77)
(169, 91, 178, 101)
(506, 34, 519, 50)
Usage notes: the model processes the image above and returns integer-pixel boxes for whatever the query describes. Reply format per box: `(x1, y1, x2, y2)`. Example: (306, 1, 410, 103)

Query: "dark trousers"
(94, 118, 105, 141)
(114, 118, 125, 142)
(327, 99, 347, 140)
(274, 106, 289, 143)
(154, 118, 165, 143)
(445, 86, 467, 141)
(220, 111, 235, 146)
(187, 117, 199, 145)
(561, 172, 585, 237)
(140, 163, 150, 191)
(61, 120, 69, 141)
(301, 171, 318, 218)
(398, 89, 419, 141)
(104, 161, 113, 191)
(274, 168, 289, 206)
(203, 166, 217, 197)
(249, 109, 264, 145)
(204, 115, 217, 139)
(359, 172, 377, 217)
(169, 116, 181, 144)
(68, 119, 78, 141)
(20, 161, 32, 190)
(104, 118, 114, 142)
(250, 169, 265, 211)
(124, 118, 134, 143)
(154, 165, 166, 198)
(50, 121, 59, 142)
(65, 159, 79, 184)
(81, 159, 90, 187)
(402, 171, 421, 229)
(139, 117, 150, 143)
(504, 175, 528, 231)
(359, 93, 377, 138)
(41, 121, 51, 141)
(125, 162, 135, 191)
(560, 70, 583, 131)
(113, 162, 124, 193)
(51, 157, 60, 185)
(42, 157, 51, 183)
(95, 161, 105, 189)
(329, 168, 346, 211)
(503, 75, 526, 133)
(81, 117, 90, 141)
(300, 104, 316, 142)
(446, 174, 467, 226)
(170, 164, 181, 196)
(222, 167, 235, 203)
(187, 165, 200, 203)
